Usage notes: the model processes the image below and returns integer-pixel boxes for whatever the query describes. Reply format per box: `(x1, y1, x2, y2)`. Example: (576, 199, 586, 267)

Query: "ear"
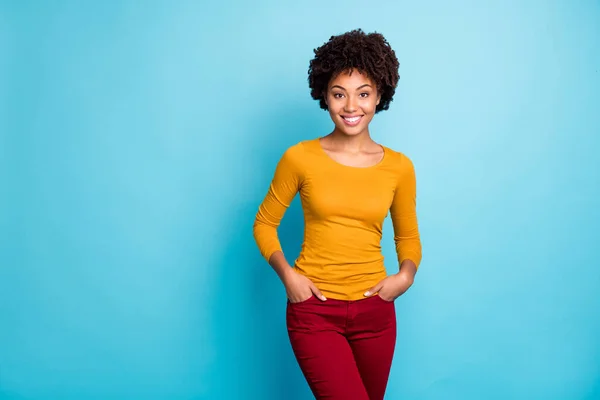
(376, 93, 381, 106)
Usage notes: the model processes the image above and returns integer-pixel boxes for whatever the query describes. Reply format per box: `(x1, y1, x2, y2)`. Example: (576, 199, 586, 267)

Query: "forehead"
(329, 69, 375, 89)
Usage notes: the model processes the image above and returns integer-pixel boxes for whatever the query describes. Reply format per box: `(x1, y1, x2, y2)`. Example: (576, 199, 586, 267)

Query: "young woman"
(253, 29, 422, 400)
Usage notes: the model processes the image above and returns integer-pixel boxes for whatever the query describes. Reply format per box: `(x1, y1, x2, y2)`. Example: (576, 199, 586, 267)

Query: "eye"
(333, 93, 344, 99)
(359, 92, 369, 98)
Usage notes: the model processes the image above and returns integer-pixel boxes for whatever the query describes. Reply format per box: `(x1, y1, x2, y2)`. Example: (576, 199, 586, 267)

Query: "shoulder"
(384, 146, 415, 172)
(276, 140, 316, 173)
(280, 139, 319, 163)
(283, 140, 307, 156)
(383, 147, 417, 186)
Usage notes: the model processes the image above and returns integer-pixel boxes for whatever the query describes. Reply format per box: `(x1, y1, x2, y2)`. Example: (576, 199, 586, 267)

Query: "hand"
(283, 269, 327, 303)
(364, 272, 414, 302)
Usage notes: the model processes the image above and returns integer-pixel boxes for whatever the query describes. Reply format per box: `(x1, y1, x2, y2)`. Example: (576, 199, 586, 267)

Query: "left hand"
(364, 272, 414, 302)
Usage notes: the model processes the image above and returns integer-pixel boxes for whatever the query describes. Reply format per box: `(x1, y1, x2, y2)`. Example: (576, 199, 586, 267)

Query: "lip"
(341, 115, 363, 127)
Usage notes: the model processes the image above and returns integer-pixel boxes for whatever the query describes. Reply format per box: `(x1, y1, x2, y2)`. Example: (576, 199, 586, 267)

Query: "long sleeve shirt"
(253, 138, 422, 300)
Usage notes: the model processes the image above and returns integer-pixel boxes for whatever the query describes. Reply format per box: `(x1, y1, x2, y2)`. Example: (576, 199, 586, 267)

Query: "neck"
(327, 129, 373, 151)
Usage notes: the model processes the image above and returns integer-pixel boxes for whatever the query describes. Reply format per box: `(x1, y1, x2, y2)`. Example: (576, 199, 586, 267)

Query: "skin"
(270, 68, 417, 303)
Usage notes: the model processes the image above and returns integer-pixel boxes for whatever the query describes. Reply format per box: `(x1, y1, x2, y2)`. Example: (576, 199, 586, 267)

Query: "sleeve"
(252, 144, 304, 262)
(389, 154, 422, 269)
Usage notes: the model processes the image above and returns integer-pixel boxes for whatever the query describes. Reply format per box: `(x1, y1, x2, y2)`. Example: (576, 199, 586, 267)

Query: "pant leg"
(347, 295, 397, 400)
(286, 296, 370, 400)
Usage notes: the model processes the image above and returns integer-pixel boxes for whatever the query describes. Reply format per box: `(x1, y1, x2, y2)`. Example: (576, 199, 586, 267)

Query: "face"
(324, 69, 381, 137)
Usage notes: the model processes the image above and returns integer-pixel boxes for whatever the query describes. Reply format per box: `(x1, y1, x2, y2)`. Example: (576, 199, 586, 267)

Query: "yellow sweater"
(253, 138, 422, 300)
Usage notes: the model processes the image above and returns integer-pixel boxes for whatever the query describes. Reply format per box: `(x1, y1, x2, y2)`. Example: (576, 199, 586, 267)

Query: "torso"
(291, 138, 402, 300)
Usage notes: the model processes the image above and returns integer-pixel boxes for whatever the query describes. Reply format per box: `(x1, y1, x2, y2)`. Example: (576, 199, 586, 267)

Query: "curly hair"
(308, 29, 400, 113)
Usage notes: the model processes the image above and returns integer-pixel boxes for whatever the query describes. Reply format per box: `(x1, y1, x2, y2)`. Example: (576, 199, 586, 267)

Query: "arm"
(253, 146, 302, 268)
(252, 145, 327, 301)
(389, 154, 422, 283)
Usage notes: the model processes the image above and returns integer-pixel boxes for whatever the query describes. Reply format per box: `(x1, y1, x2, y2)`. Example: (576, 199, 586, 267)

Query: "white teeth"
(344, 116, 360, 122)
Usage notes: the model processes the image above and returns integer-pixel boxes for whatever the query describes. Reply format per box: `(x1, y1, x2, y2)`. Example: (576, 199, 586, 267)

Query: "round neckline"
(315, 138, 387, 169)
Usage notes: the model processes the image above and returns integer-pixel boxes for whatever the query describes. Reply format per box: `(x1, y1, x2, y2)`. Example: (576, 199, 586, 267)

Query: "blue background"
(1, 1, 599, 399)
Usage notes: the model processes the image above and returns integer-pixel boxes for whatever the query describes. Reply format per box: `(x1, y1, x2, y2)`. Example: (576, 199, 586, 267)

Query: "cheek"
(364, 100, 378, 114)
(327, 102, 343, 116)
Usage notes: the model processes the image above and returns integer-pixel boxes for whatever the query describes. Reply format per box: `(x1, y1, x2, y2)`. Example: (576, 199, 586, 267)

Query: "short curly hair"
(308, 29, 400, 113)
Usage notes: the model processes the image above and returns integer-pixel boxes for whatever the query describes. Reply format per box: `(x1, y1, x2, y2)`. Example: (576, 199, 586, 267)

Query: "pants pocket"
(375, 294, 395, 303)
(288, 294, 316, 305)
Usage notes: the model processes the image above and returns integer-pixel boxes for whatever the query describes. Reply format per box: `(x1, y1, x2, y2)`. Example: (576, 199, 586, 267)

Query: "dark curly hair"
(308, 29, 400, 113)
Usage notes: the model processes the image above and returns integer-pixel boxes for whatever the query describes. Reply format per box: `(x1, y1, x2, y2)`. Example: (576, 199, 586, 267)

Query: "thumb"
(311, 285, 327, 301)
(364, 282, 383, 297)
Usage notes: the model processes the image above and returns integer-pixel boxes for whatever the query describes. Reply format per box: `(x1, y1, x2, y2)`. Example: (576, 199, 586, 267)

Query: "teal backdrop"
(1, 1, 599, 399)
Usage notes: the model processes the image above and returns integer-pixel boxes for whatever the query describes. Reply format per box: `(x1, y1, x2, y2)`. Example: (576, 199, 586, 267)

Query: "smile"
(342, 116, 363, 126)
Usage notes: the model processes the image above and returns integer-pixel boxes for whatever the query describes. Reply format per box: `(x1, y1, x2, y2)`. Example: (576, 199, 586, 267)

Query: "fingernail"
(364, 291, 371, 296)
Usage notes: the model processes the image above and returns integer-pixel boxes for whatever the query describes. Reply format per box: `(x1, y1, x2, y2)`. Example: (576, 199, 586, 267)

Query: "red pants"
(286, 294, 397, 400)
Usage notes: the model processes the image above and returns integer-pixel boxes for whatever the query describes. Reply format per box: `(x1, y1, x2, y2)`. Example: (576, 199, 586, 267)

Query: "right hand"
(283, 269, 327, 303)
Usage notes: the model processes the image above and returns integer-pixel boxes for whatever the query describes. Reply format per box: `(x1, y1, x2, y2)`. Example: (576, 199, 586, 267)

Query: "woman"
(253, 29, 422, 400)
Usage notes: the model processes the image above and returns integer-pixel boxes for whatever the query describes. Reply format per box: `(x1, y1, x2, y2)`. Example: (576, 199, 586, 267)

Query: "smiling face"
(325, 69, 381, 137)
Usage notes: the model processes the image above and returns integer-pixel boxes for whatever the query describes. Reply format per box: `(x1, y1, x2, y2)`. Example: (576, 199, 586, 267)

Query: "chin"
(334, 124, 367, 137)
(341, 130, 364, 137)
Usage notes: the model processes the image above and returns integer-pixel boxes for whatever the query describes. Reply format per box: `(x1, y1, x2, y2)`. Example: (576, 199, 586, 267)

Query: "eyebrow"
(330, 84, 373, 91)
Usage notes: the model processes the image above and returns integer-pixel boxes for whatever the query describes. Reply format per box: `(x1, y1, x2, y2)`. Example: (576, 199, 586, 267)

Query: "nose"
(344, 95, 357, 113)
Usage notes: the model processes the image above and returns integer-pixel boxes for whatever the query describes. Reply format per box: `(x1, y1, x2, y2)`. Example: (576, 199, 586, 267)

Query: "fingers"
(310, 284, 327, 301)
(364, 282, 384, 297)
